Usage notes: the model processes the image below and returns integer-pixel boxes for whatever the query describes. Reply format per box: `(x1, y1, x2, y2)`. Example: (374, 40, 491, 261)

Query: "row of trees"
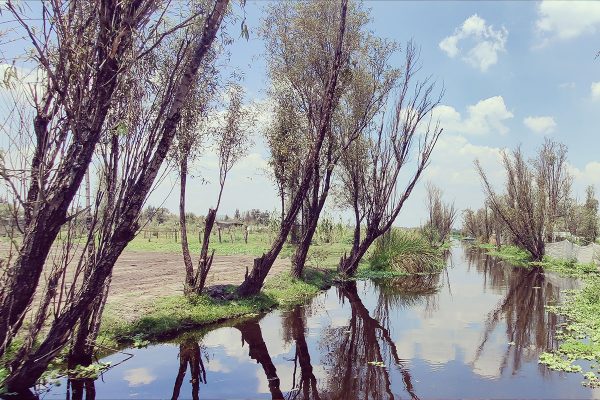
(0, 0, 442, 392)
(467, 138, 599, 260)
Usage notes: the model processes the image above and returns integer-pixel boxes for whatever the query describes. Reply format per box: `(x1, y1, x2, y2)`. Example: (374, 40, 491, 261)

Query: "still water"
(49, 244, 598, 399)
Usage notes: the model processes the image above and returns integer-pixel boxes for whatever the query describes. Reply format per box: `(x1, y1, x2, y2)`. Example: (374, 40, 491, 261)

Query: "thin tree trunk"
(179, 155, 195, 294)
(291, 166, 332, 278)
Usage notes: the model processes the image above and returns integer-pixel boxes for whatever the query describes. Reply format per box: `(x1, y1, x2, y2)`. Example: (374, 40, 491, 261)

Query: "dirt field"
(106, 251, 291, 320)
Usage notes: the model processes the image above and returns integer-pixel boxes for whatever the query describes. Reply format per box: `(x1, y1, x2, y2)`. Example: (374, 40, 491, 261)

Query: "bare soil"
(106, 251, 291, 321)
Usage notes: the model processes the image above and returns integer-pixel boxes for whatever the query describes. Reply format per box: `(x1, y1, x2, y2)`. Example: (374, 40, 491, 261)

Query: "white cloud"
(433, 96, 514, 136)
(536, 1, 600, 44)
(523, 116, 556, 135)
(123, 368, 157, 386)
(439, 15, 508, 72)
(591, 82, 600, 101)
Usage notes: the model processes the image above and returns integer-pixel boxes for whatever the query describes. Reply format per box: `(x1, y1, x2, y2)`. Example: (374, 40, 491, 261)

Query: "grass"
(369, 229, 445, 274)
(478, 243, 531, 266)
(98, 268, 333, 347)
(125, 230, 295, 257)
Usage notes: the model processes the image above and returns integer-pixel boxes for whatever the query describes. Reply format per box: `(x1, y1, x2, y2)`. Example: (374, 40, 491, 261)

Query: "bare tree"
(290, 32, 399, 279)
(476, 147, 547, 261)
(0, 0, 161, 362)
(531, 138, 571, 242)
(236, 0, 350, 297)
(2, 0, 230, 390)
(180, 84, 252, 295)
(422, 182, 456, 246)
(338, 42, 443, 276)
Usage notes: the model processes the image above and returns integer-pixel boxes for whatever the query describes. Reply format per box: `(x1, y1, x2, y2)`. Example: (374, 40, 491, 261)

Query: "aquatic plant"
(369, 230, 444, 274)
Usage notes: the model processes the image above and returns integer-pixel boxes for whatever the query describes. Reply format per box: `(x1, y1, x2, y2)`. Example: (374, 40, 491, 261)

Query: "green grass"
(125, 230, 294, 257)
(369, 229, 445, 274)
(479, 243, 531, 267)
(98, 268, 332, 346)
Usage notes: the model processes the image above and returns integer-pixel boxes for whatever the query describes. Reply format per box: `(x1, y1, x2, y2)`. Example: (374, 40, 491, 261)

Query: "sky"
(2, 1, 600, 228)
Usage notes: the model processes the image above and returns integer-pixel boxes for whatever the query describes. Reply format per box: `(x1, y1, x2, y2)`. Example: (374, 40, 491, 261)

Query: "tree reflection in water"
(235, 320, 285, 400)
(282, 306, 321, 400)
(171, 337, 206, 400)
(473, 254, 561, 375)
(66, 379, 95, 400)
(320, 281, 420, 400)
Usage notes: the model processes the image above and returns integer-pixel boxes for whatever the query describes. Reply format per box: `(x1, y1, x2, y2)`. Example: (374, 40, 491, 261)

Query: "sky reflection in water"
(49, 244, 599, 399)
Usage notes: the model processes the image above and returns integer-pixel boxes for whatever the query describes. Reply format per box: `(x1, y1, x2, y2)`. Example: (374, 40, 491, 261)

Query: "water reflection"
(475, 265, 561, 375)
(236, 320, 285, 399)
(171, 338, 206, 400)
(66, 379, 95, 400)
(282, 306, 321, 399)
(45, 244, 594, 399)
(320, 281, 419, 400)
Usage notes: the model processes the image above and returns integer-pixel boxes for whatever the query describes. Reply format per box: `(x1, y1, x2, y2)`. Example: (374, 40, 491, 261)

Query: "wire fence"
(545, 240, 600, 265)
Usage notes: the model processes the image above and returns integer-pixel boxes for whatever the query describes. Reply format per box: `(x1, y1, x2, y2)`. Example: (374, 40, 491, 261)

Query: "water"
(47, 244, 598, 399)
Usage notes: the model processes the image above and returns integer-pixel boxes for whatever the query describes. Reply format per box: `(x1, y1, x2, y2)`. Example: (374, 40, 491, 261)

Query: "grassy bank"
(98, 268, 334, 348)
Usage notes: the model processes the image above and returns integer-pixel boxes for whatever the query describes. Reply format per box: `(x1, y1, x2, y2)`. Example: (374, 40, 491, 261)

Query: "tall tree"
(531, 138, 571, 242)
(422, 182, 457, 246)
(476, 147, 547, 261)
(581, 185, 599, 244)
(2, 0, 230, 390)
(338, 42, 443, 276)
(179, 84, 252, 295)
(236, 0, 350, 296)
(0, 0, 161, 361)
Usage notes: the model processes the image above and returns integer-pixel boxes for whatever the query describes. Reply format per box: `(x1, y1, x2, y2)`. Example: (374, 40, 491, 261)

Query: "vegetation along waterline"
(1, 0, 600, 398)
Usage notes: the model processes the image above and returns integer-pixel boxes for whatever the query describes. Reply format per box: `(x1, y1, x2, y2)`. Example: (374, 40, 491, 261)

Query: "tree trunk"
(338, 230, 374, 277)
(291, 166, 333, 278)
(179, 155, 196, 295)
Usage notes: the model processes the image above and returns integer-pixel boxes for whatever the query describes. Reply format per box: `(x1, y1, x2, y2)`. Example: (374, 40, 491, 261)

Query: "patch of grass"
(534, 257, 599, 278)
(125, 231, 295, 257)
(99, 269, 331, 344)
(369, 230, 444, 274)
(484, 244, 531, 266)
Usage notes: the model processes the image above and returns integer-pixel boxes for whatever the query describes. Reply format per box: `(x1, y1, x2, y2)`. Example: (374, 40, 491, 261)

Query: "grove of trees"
(0, 0, 443, 392)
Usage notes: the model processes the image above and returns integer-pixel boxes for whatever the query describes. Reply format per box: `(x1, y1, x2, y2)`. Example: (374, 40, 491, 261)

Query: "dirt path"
(107, 251, 291, 320)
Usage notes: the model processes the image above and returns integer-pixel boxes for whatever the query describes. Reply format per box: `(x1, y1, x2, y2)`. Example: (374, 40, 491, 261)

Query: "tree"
(476, 147, 547, 261)
(179, 84, 252, 295)
(2, 0, 230, 390)
(531, 138, 571, 242)
(0, 0, 162, 363)
(236, 0, 350, 297)
(290, 27, 399, 279)
(581, 185, 599, 244)
(337, 41, 443, 276)
(422, 182, 457, 246)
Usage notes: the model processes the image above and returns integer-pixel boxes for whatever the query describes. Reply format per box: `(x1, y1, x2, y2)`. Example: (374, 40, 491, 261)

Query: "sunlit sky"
(4, 1, 600, 227)
(146, 0, 600, 227)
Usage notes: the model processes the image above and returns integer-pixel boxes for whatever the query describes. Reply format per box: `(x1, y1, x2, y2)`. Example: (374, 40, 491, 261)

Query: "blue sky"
(2, 1, 599, 227)
(153, 0, 599, 227)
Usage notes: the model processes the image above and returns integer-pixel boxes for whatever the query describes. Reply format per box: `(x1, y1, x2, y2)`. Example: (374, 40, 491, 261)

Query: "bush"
(369, 229, 444, 274)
